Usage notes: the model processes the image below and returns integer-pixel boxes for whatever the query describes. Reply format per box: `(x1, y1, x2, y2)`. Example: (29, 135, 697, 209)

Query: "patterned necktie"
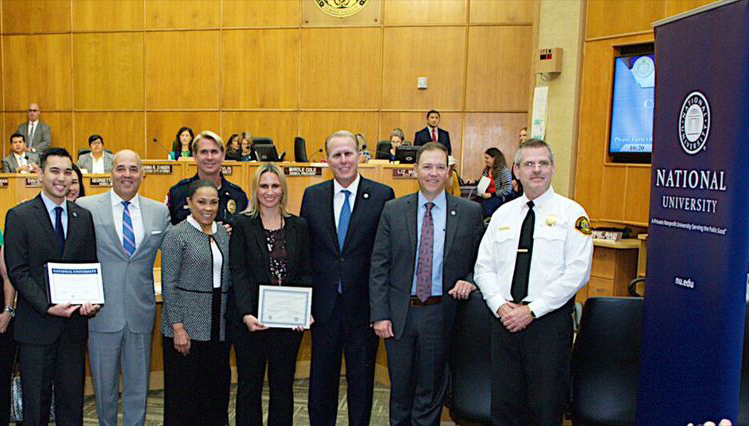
(431, 128, 437, 143)
(28, 123, 35, 148)
(54, 206, 65, 254)
(122, 201, 136, 257)
(416, 202, 435, 302)
(336, 190, 351, 294)
(511, 200, 535, 302)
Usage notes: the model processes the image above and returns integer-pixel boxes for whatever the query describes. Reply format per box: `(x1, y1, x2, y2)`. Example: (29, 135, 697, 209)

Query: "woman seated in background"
(169, 127, 194, 160)
(238, 132, 255, 161)
(228, 163, 312, 426)
(77, 134, 114, 173)
(161, 180, 231, 425)
(67, 164, 86, 202)
(389, 128, 405, 161)
(478, 147, 513, 217)
(225, 134, 242, 161)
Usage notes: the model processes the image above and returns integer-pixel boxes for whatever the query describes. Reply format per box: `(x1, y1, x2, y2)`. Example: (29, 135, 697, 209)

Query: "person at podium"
(168, 126, 194, 161)
(2, 133, 39, 173)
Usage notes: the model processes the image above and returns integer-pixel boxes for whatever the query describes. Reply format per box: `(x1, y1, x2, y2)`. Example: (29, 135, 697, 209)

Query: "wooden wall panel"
(72, 0, 145, 32)
(73, 112, 146, 157)
(221, 29, 299, 110)
(469, 0, 536, 24)
(222, 0, 301, 28)
(73, 33, 144, 110)
(664, 0, 717, 16)
(382, 27, 465, 111)
(3, 34, 72, 111)
(145, 0, 219, 30)
(145, 111, 220, 159)
(599, 166, 626, 220)
(2, 0, 71, 34)
(145, 31, 219, 110)
(462, 112, 526, 180)
(384, 0, 466, 25)
(221, 111, 298, 159)
(299, 112, 379, 156)
(301, 0, 381, 27)
(586, 0, 664, 39)
(466, 26, 532, 111)
(624, 166, 650, 224)
(300, 28, 381, 109)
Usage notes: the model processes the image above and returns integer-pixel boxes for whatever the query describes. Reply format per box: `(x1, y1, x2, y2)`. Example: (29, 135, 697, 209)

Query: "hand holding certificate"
(46, 262, 105, 306)
(257, 285, 313, 329)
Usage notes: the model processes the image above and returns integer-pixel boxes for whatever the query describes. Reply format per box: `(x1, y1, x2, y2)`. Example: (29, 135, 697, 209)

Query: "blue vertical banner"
(638, 0, 749, 424)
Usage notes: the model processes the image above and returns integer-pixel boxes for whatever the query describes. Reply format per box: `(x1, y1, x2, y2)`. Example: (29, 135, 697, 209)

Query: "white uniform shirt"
(474, 187, 593, 318)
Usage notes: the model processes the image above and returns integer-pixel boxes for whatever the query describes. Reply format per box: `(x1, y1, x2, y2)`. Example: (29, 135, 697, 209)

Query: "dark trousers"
(231, 323, 303, 426)
(384, 303, 446, 426)
(308, 295, 379, 426)
(0, 320, 15, 425)
(491, 303, 574, 426)
(162, 336, 230, 426)
(19, 326, 86, 426)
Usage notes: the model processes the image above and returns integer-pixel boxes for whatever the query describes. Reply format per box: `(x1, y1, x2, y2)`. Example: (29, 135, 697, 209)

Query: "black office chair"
(252, 137, 273, 146)
(375, 140, 392, 160)
(294, 137, 308, 162)
(571, 297, 643, 425)
(447, 290, 493, 425)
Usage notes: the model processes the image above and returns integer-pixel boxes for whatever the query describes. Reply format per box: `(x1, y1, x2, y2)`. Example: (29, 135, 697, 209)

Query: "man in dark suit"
(16, 103, 51, 154)
(414, 110, 452, 155)
(3, 148, 100, 425)
(301, 130, 395, 426)
(370, 142, 485, 425)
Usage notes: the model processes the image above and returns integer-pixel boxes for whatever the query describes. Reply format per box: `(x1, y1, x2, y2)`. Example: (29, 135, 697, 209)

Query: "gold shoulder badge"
(227, 199, 237, 214)
(575, 216, 592, 236)
(314, 0, 370, 18)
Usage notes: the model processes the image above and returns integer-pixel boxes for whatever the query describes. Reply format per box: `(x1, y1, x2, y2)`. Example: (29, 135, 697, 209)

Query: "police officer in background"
(167, 130, 248, 228)
(474, 139, 593, 426)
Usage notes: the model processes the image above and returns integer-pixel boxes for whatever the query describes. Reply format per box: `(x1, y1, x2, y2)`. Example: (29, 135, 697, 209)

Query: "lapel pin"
(546, 214, 557, 227)
(363, 193, 369, 199)
(72, 211, 78, 218)
(450, 210, 456, 216)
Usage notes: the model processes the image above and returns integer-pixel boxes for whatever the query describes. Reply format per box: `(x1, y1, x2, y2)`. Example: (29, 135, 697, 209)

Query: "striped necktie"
(122, 201, 136, 257)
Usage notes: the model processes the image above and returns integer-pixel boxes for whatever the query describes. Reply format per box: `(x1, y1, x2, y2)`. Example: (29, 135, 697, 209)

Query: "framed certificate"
(257, 285, 313, 329)
(45, 263, 105, 305)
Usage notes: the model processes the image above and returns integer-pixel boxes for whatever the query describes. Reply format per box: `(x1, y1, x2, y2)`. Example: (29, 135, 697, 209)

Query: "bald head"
(27, 103, 40, 122)
(113, 149, 142, 169)
(111, 149, 143, 201)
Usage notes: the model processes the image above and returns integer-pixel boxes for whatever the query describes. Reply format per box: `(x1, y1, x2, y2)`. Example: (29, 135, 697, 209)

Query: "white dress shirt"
(40, 191, 67, 237)
(186, 215, 222, 288)
(13, 153, 28, 169)
(333, 174, 360, 228)
(91, 155, 105, 174)
(111, 190, 145, 249)
(474, 187, 593, 318)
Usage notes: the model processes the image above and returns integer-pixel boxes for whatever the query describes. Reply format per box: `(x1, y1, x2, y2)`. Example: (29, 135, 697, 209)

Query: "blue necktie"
(337, 190, 351, 293)
(122, 201, 136, 257)
(54, 206, 65, 254)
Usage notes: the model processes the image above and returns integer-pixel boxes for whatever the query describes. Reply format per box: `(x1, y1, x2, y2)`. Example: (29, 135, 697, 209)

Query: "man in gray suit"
(16, 103, 51, 154)
(76, 134, 115, 174)
(2, 133, 39, 173)
(370, 142, 485, 425)
(77, 150, 171, 426)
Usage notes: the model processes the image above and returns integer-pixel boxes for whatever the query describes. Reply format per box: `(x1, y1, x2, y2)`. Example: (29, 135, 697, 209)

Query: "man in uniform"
(474, 139, 593, 425)
(167, 130, 248, 227)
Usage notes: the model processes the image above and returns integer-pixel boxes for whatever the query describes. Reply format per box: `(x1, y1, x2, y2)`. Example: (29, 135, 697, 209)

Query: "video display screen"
(609, 54, 655, 154)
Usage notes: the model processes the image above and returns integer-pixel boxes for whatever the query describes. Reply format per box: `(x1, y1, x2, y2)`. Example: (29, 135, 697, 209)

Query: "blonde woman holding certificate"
(228, 163, 313, 426)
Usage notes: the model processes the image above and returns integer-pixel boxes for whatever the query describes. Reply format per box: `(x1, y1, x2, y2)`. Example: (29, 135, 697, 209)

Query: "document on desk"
(46, 263, 105, 305)
(258, 285, 313, 329)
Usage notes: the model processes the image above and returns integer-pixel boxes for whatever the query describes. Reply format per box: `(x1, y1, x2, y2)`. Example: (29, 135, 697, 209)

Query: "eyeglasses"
(519, 160, 552, 170)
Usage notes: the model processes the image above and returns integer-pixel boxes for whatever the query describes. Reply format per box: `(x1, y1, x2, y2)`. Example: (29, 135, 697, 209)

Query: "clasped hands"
(47, 303, 100, 318)
(243, 314, 314, 334)
(498, 302, 533, 333)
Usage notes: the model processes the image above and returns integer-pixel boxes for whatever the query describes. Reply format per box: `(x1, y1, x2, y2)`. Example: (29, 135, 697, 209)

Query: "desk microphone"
(152, 137, 172, 158)
(309, 148, 324, 162)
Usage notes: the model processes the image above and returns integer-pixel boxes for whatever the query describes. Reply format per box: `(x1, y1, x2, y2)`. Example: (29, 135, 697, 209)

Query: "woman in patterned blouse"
(228, 163, 313, 426)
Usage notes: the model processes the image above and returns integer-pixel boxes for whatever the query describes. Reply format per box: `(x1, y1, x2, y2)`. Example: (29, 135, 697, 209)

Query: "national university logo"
(678, 91, 711, 155)
(314, 0, 370, 17)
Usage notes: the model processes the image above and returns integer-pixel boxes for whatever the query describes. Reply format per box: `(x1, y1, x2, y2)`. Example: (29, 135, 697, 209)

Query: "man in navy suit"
(301, 130, 395, 426)
(414, 110, 452, 155)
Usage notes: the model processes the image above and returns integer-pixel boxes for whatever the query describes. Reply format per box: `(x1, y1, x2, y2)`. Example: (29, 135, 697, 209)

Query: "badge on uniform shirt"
(546, 214, 557, 227)
(575, 216, 592, 235)
(227, 199, 237, 214)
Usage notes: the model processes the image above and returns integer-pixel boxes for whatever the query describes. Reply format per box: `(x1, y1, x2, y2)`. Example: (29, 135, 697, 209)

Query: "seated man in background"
(77, 134, 115, 174)
(16, 103, 51, 154)
(414, 110, 452, 155)
(2, 133, 39, 173)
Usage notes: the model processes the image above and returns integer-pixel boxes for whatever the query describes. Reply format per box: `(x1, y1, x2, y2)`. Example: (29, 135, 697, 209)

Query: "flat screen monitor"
(608, 53, 655, 163)
(254, 144, 280, 162)
(395, 146, 418, 164)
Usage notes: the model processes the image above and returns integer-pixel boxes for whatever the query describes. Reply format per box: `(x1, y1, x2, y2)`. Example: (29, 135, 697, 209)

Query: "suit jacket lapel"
(63, 201, 81, 260)
(444, 195, 459, 259)
(32, 195, 60, 256)
(285, 219, 298, 279)
(250, 218, 272, 283)
(322, 181, 339, 255)
(406, 193, 418, 259)
(341, 178, 368, 253)
(131, 195, 152, 259)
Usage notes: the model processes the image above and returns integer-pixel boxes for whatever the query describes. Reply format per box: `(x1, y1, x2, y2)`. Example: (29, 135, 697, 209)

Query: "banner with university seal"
(637, 0, 749, 423)
(302, 0, 380, 27)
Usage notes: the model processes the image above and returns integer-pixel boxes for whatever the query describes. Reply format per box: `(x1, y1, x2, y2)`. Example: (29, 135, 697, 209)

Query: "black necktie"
(54, 206, 65, 254)
(511, 200, 535, 303)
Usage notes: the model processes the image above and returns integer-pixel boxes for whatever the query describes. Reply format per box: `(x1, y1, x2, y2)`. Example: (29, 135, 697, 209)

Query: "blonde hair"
(243, 163, 290, 218)
(192, 130, 224, 154)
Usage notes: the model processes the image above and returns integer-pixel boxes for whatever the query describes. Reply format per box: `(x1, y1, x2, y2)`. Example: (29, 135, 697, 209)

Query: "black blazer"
(227, 214, 313, 326)
(369, 193, 485, 340)
(300, 177, 395, 324)
(3, 194, 98, 344)
(414, 127, 452, 155)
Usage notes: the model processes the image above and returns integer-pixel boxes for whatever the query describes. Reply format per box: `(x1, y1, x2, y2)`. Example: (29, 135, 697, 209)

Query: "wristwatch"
(528, 305, 536, 319)
(3, 306, 14, 318)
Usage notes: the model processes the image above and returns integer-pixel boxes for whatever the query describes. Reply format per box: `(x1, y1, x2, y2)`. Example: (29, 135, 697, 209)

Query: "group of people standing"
(0, 124, 593, 426)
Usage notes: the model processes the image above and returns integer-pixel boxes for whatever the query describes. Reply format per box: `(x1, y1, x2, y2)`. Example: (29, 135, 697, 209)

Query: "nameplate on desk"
(25, 177, 42, 187)
(90, 177, 112, 187)
(284, 166, 322, 177)
(0, 178, 8, 188)
(592, 230, 623, 242)
(221, 166, 233, 176)
(142, 165, 172, 175)
(392, 168, 416, 178)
